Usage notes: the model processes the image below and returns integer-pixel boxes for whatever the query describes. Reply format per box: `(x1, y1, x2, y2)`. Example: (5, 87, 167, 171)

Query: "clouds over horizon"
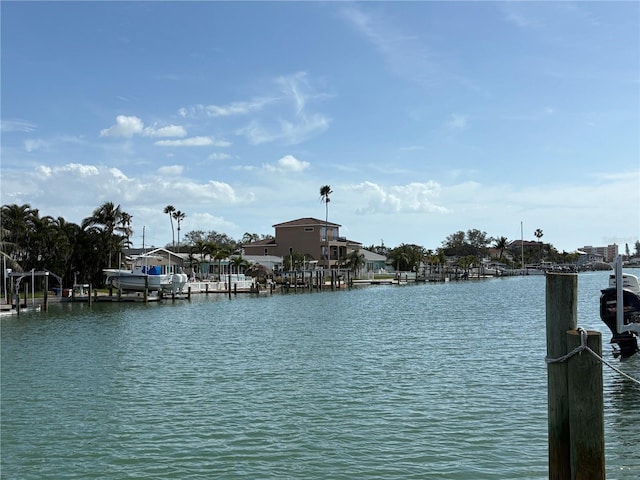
(100, 115, 187, 139)
(1, 159, 637, 250)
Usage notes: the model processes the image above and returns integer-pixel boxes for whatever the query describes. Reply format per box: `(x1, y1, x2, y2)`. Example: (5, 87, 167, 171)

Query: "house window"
(304, 227, 314, 232)
(289, 247, 293, 254)
(264, 248, 268, 255)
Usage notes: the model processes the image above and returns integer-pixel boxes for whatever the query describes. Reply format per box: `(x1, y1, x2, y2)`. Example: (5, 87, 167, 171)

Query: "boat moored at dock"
(599, 257, 640, 359)
(103, 254, 187, 294)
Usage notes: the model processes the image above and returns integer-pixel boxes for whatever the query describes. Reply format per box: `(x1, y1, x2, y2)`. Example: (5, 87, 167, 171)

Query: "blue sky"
(1, 1, 638, 253)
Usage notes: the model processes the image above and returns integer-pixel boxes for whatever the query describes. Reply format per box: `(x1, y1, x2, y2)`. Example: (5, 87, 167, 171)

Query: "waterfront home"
(242, 217, 363, 269)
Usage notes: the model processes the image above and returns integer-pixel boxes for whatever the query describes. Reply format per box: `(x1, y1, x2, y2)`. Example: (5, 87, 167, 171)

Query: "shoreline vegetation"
(2, 201, 639, 295)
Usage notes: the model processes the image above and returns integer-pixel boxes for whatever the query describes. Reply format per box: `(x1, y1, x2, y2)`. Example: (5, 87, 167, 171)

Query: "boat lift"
(6, 269, 63, 313)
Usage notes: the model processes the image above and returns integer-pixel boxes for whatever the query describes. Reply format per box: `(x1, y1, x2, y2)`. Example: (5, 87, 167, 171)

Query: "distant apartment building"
(242, 217, 362, 269)
(580, 244, 618, 262)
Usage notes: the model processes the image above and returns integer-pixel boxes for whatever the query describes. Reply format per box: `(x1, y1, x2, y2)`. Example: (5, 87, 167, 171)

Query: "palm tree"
(284, 251, 306, 271)
(534, 228, 544, 262)
(190, 240, 208, 279)
(173, 210, 186, 249)
(213, 245, 231, 279)
(230, 255, 249, 274)
(118, 212, 133, 249)
(319, 185, 333, 269)
(164, 205, 176, 249)
(204, 242, 220, 279)
(241, 232, 260, 244)
(343, 248, 366, 277)
(493, 236, 508, 260)
(1, 203, 38, 267)
(81, 201, 129, 268)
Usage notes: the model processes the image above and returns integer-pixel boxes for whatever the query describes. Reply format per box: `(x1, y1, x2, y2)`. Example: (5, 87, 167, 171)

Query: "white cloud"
(2, 119, 37, 133)
(352, 181, 448, 215)
(339, 7, 444, 87)
(158, 165, 184, 175)
(179, 72, 330, 146)
(35, 163, 101, 178)
(205, 101, 268, 117)
(238, 113, 330, 146)
(231, 165, 257, 172)
(24, 139, 48, 152)
(100, 115, 145, 137)
(445, 114, 468, 130)
(100, 115, 187, 138)
(178, 99, 272, 118)
(264, 155, 310, 173)
(148, 124, 187, 138)
(154, 136, 231, 147)
(208, 153, 232, 161)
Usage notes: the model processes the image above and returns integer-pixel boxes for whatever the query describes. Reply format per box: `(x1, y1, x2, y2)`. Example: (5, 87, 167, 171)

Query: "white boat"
(104, 254, 187, 293)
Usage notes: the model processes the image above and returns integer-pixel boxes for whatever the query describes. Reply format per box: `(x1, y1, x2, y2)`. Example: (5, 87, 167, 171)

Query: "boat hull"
(104, 269, 171, 292)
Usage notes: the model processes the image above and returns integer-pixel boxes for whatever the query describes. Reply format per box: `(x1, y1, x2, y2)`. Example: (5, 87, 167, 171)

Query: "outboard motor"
(600, 286, 640, 359)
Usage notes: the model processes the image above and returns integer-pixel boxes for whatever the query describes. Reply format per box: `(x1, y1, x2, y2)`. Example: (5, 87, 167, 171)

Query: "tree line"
(3, 202, 638, 287)
(0, 202, 275, 287)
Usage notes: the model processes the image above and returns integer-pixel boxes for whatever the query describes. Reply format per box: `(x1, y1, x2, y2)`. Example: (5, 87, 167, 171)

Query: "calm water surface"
(2, 271, 638, 479)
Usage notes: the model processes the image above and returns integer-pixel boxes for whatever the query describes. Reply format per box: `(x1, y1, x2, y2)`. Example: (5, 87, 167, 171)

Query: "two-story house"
(243, 217, 362, 269)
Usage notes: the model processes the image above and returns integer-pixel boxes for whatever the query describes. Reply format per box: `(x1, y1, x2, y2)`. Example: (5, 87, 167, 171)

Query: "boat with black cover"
(599, 256, 640, 359)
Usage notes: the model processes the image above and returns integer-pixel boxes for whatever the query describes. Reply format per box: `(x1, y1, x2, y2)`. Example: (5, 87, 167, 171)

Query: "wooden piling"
(15, 284, 21, 315)
(43, 275, 49, 311)
(546, 272, 578, 480)
(567, 329, 605, 480)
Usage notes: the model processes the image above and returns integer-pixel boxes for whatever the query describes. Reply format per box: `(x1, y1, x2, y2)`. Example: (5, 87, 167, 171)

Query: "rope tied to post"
(546, 327, 589, 364)
(546, 327, 640, 386)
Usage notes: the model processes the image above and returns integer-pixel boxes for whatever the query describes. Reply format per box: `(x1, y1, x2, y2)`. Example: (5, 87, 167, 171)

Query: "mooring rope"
(546, 328, 640, 386)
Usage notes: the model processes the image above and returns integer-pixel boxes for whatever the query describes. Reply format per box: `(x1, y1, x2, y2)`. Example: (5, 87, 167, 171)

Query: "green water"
(2, 272, 638, 479)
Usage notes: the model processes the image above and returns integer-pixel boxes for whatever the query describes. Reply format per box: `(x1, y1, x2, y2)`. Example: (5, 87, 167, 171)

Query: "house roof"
(360, 249, 386, 261)
(273, 217, 341, 228)
(508, 240, 540, 248)
(243, 238, 276, 247)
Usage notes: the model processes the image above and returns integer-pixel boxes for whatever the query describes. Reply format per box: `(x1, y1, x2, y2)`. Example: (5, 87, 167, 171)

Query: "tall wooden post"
(546, 273, 578, 480)
(43, 275, 49, 311)
(15, 283, 21, 315)
(567, 330, 605, 480)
